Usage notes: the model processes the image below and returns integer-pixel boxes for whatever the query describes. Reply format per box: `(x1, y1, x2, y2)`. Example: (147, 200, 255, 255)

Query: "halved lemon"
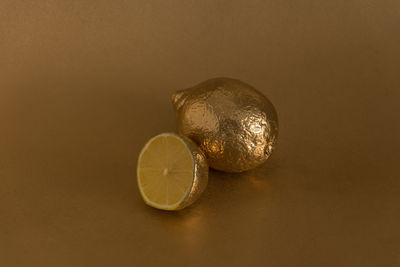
(137, 133, 208, 210)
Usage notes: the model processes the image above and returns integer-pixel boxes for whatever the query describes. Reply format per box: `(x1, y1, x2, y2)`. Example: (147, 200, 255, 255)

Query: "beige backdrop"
(1, 1, 400, 266)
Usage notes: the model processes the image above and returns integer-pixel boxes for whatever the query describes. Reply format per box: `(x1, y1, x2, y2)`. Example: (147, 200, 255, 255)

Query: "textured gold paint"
(172, 77, 279, 172)
(178, 135, 209, 209)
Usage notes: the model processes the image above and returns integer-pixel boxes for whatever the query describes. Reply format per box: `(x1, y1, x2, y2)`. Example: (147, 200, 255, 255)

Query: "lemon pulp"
(137, 133, 195, 210)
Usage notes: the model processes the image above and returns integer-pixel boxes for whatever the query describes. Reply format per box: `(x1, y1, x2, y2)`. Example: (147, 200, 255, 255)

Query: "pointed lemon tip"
(171, 89, 186, 112)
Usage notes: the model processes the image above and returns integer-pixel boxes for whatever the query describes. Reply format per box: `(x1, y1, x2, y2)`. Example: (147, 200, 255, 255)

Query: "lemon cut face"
(137, 133, 208, 210)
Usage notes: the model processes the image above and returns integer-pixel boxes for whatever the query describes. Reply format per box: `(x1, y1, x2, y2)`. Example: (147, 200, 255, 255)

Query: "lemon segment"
(137, 133, 208, 210)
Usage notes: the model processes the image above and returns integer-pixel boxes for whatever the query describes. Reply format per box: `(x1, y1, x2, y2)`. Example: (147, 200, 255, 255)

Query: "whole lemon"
(172, 77, 278, 172)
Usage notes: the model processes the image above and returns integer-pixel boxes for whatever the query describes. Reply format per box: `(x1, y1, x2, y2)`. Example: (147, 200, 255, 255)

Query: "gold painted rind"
(172, 77, 279, 173)
(177, 136, 209, 210)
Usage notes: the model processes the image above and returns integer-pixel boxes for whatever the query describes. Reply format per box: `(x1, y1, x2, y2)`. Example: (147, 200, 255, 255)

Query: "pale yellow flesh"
(138, 134, 194, 209)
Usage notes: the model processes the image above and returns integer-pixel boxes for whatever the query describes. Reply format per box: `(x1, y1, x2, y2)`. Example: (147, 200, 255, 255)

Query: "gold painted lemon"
(137, 133, 208, 210)
(172, 77, 278, 173)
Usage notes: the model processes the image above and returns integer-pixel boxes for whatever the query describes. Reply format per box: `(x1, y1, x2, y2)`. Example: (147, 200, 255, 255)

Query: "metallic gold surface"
(137, 133, 208, 210)
(179, 135, 209, 209)
(1, 1, 400, 267)
(173, 78, 278, 172)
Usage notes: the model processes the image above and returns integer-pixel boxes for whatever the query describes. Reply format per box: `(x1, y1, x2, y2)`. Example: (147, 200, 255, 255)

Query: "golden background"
(1, 1, 399, 266)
